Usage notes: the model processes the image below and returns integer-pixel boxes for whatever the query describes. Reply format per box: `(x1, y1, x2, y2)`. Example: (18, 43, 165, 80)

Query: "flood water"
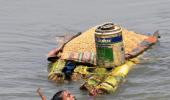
(0, 0, 170, 100)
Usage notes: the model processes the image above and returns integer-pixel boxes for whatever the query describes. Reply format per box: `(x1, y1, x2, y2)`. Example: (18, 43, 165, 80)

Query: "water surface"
(0, 0, 170, 100)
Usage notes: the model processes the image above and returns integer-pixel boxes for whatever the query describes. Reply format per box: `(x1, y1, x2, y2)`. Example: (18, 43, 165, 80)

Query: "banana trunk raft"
(47, 23, 160, 96)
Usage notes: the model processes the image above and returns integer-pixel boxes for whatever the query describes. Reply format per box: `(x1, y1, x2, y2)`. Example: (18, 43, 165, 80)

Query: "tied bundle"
(47, 23, 159, 95)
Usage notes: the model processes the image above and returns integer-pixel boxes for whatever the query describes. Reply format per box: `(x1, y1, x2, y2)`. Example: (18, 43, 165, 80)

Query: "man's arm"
(37, 88, 47, 100)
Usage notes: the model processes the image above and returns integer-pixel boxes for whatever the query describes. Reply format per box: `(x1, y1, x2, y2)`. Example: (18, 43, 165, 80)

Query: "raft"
(47, 23, 160, 96)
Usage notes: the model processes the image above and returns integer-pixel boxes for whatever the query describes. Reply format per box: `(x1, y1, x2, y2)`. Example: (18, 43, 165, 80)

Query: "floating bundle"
(47, 23, 159, 96)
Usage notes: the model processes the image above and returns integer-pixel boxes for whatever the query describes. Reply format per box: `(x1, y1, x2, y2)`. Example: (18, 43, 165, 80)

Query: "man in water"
(37, 88, 76, 100)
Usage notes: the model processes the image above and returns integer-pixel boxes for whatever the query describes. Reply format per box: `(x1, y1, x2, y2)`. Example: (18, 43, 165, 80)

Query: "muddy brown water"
(0, 0, 170, 100)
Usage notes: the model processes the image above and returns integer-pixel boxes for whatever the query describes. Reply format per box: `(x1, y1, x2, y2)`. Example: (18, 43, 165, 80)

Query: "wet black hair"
(51, 90, 64, 100)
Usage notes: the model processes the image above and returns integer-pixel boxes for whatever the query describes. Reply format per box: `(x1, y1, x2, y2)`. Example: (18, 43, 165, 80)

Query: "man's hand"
(37, 88, 47, 100)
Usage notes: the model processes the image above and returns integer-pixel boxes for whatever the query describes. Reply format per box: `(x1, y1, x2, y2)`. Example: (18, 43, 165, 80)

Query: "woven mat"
(60, 26, 148, 60)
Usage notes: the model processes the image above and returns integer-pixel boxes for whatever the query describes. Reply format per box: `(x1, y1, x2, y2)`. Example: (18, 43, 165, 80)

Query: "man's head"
(51, 90, 76, 100)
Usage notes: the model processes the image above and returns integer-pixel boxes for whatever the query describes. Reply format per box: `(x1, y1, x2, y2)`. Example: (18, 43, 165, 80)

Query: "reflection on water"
(0, 0, 170, 100)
